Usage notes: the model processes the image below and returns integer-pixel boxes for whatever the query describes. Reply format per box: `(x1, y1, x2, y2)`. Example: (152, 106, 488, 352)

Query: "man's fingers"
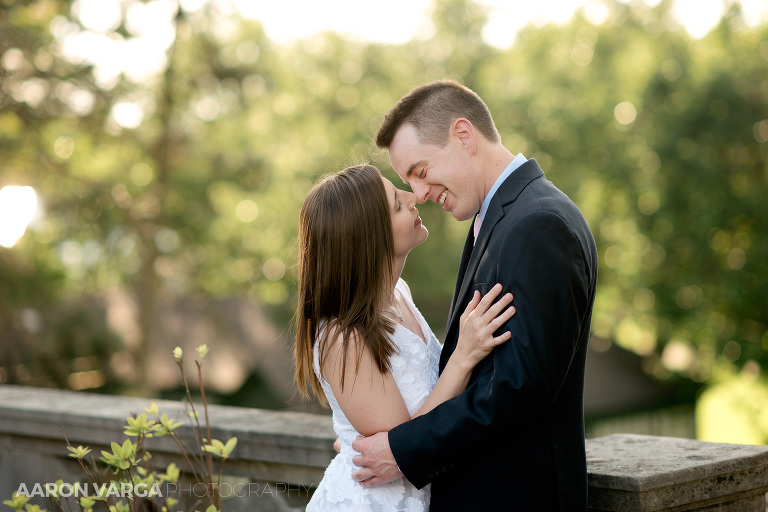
(359, 476, 384, 488)
(351, 435, 365, 452)
(351, 468, 371, 482)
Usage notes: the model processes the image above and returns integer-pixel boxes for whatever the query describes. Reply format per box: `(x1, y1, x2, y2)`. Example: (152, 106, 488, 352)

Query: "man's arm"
(355, 210, 591, 488)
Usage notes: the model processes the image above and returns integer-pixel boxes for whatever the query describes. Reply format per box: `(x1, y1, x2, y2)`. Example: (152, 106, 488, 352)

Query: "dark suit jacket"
(388, 160, 598, 511)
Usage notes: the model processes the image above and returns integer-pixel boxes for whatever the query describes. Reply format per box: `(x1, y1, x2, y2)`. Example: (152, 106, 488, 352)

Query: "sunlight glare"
(59, 0, 176, 87)
(72, 0, 122, 32)
(672, 0, 725, 38)
(111, 101, 144, 129)
(0, 186, 39, 248)
(49, 0, 768, 88)
(740, 0, 768, 26)
(227, 0, 432, 45)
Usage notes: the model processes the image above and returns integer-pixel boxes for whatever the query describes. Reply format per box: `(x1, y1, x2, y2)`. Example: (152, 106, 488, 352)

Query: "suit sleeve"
(388, 209, 592, 489)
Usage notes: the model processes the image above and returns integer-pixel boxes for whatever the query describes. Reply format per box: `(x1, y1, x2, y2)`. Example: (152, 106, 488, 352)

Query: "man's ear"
(452, 118, 476, 154)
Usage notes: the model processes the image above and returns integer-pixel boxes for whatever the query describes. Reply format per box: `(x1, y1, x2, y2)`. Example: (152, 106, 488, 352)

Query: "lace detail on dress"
(307, 279, 441, 512)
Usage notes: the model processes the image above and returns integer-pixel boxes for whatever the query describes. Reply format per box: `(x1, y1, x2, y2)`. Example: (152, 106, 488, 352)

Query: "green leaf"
(125, 413, 156, 437)
(222, 437, 238, 458)
(145, 402, 159, 416)
(49, 480, 65, 499)
(3, 495, 30, 511)
(163, 463, 180, 483)
(110, 502, 130, 512)
(122, 438, 136, 457)
(101, 450, 119, 467)
(79, 497, 96, 510)
(67, 445, 91, 459)
(158, 413, 184, 434)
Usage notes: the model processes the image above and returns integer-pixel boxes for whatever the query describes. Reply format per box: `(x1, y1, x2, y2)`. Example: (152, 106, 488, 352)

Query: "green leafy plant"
(4, 345, 236, 512)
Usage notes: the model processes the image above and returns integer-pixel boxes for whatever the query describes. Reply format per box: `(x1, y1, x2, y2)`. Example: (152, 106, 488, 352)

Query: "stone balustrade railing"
(0, 385, 766, 511)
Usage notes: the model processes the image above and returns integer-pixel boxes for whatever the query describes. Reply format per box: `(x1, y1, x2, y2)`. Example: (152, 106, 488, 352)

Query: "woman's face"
(381, 176, 429, 258)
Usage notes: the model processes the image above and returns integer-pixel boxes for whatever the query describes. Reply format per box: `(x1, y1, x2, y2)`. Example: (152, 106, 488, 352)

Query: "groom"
(351, 80, 598, 510)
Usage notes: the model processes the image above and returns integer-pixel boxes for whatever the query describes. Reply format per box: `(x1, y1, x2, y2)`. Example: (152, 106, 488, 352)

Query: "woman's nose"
(406, 191, 419, 209)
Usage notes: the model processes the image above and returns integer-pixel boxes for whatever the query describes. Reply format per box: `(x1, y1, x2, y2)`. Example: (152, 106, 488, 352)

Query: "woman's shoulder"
(316, 320, 365, 356)
(396, 278, 413, 300)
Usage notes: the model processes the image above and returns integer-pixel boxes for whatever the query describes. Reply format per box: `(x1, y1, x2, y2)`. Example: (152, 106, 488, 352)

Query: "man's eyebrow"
(405, 160, 427, 180)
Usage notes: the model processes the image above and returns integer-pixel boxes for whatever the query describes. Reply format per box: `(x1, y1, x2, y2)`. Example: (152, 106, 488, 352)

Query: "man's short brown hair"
(375, 80, 500, 149)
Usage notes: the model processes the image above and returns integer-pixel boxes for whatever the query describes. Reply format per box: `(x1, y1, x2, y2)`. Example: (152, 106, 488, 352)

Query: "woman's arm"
(321, 285, 515, 436)
(411, 284, 514, 418)
(322, 328, 411, 437)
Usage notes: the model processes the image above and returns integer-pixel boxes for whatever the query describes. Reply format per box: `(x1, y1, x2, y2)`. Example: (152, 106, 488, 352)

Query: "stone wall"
(0, 385, 766, 511)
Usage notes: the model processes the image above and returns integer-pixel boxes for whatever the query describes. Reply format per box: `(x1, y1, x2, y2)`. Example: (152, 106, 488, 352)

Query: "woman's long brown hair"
(294, 164, 398, 404)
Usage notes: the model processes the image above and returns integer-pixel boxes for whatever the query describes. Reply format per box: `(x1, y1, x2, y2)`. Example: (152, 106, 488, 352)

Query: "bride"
(294, 164, 516, 511)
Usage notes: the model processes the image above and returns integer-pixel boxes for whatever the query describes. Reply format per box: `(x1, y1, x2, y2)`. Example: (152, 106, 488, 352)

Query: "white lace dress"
(307, 279, 442, 512)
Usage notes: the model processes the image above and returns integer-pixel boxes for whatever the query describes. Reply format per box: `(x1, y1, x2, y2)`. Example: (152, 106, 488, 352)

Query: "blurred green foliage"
(0, 0, 766, 427)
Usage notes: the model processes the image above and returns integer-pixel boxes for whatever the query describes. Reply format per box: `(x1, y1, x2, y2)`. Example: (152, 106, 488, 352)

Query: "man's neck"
(481, 144, 516, 200)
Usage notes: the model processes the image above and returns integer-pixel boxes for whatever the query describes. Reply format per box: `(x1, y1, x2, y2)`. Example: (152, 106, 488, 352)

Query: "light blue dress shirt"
(477, 153, 527, 225)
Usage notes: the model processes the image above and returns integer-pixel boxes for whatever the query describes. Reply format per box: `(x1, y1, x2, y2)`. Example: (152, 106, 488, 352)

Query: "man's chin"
(451, 211, 473, 222)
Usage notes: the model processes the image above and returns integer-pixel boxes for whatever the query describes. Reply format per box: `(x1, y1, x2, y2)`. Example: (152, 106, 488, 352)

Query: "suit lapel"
(445, 195, 503, 332)
(447, 220, 476, 324)
(444, 160, 545, 350)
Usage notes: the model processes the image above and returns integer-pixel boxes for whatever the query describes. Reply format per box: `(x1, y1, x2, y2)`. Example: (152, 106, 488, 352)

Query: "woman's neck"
(389, 255, 407, 298)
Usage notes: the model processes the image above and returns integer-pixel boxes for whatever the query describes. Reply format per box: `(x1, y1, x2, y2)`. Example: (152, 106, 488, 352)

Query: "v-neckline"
(394, 287, 429, 346)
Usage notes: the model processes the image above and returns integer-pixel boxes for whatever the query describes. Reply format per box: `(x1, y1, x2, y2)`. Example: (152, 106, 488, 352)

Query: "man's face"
(388, 124, 483, 222)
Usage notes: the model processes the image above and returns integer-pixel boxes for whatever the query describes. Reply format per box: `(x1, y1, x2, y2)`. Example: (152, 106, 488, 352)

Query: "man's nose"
(411, 183, 429, 204)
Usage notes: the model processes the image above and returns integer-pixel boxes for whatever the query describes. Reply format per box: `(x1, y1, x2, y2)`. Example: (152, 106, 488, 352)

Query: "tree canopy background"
(1, 0, 766, 442)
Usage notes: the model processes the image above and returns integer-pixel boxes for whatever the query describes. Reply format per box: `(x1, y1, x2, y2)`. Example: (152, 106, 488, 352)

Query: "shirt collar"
(477, 153, 527, 223)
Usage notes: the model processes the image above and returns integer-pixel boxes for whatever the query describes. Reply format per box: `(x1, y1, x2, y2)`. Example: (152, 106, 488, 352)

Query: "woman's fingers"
(489, 307, 516, 332)
(490, 331, 513, 347)
(461, 290, 482, 319)
(472, 284, 503, 317)
(476, 329, 512, 353)
(489, 300, 516, 325)
(483, 292, 514, 320)
(463, 285, 516, 350)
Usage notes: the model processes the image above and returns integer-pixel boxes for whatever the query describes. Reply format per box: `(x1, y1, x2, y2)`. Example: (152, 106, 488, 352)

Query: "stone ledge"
(0, 384, 336, 478)
(587, 433, 768, 511)
(1, 386, 767, 512)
